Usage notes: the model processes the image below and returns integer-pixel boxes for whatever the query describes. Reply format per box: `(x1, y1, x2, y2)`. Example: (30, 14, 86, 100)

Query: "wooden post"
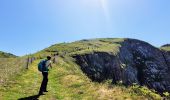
(26, 57, 29, 69)
(53, 56, 58, 64)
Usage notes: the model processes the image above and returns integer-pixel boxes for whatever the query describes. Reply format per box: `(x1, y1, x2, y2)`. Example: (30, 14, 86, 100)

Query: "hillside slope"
(34, 38, 170, 93)
(0, 57, 162, 100)
(160, 44, 170, 51)
(73, 39, 170, 93)
(1, 38, 169, 99)
(0, 58, 27, 86)
(0, 51, 17, 58)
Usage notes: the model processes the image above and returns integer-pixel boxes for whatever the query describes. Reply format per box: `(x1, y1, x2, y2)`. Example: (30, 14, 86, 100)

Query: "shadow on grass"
(18, 94, 40, 100)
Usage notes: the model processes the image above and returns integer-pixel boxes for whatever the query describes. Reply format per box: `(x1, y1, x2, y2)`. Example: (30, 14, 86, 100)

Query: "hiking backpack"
(38, 59, 47, 72)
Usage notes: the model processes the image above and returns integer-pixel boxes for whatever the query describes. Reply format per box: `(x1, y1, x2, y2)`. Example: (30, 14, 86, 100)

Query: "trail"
(0, 58, 151, 100)
(0, 60, 66, 100)
(0, 59, 96, 100)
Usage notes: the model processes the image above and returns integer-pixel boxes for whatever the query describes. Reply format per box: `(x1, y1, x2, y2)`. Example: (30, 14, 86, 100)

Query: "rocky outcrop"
(73, 39, 170, 93)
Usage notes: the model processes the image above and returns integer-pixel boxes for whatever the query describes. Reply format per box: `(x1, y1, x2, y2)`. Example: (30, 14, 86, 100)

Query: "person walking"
(38, 56, 52, 95)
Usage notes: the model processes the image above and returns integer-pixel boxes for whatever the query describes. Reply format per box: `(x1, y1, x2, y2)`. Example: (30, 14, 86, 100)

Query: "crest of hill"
(33, 38, 170, 94)
(160, 44, 170, 51)
(0, 51, 17, 58)
(33, 38, 155, 58)
(33, 38, 126, 57)
(2, 38, 167, 99)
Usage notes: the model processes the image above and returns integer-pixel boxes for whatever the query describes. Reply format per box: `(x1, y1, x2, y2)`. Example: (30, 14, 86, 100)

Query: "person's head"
(47, 56, 51, 60)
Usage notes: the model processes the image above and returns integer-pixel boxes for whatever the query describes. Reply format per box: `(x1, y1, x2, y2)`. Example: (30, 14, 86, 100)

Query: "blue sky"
(0, 0, 170, 56)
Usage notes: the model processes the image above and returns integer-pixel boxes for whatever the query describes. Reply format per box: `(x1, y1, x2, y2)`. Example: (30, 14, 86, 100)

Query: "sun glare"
(82, 0, 110, 21)
(99, 0, 110, 20)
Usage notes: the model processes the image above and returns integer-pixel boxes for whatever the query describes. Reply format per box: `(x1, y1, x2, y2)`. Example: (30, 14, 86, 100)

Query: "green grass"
(0, 58, 27, 85)
(160, 47, 170, 51)
(0, 51, 17, 58)
(0, 56, 162, 100)
(0, 38, 164, 99)
(33, 38, 125, 58)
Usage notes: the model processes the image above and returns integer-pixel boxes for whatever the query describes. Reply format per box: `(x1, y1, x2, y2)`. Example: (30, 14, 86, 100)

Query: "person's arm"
(49, 61, 52, 69)
(46, 60, 52, 69)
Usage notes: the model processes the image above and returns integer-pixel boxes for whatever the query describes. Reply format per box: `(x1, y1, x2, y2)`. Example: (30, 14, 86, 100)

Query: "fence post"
(26, 57, 29, 69)
(53, 56, 58, 64)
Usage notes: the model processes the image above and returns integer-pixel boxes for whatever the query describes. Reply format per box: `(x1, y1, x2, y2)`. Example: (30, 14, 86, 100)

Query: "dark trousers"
(39, 72, 48, 93)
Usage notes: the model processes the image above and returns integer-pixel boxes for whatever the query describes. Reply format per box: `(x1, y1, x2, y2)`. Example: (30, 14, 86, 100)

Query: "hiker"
(39, 56, 52, 95)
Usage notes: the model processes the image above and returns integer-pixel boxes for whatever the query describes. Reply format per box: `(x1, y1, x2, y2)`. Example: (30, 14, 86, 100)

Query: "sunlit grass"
(0, 57, 162, 100)
(0, 58, 27, 85)
(161, 47, 170, 51)
(0, 38, 164, 99)
(33, 38, 125, 58)
(0, 51, 17, 58)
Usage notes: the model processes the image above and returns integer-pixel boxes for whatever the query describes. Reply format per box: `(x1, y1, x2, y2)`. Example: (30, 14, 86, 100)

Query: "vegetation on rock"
(1, 38, 169, 99)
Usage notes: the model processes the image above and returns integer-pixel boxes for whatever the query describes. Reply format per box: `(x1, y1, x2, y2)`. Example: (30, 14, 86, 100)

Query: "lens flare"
(99, 0, 110, 21)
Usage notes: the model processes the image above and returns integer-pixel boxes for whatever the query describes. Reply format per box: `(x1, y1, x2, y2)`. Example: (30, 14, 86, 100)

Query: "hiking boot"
(38, 92, 45, 95)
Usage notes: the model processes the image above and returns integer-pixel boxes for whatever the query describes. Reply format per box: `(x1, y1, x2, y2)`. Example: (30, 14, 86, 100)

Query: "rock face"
(73, 39, 170, 93)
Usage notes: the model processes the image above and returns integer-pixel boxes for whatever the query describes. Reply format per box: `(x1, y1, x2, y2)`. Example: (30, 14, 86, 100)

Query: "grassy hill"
(0, 51, 26, 85)
(0, 51, 17, 58)
(160, 44, 170, 51)
(0, 38, 166, 100)
(33, 38, 125, 58)
(0, 57, 29, 86)
(0, 57, 162, 100)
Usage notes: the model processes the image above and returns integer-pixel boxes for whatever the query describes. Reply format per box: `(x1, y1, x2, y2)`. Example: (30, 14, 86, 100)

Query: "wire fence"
(0, 54, 59, 85)
(0, 57, 36, 85)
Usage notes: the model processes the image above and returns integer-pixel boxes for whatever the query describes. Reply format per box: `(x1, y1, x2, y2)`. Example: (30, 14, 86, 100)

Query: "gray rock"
(73, 39, 170, 93)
